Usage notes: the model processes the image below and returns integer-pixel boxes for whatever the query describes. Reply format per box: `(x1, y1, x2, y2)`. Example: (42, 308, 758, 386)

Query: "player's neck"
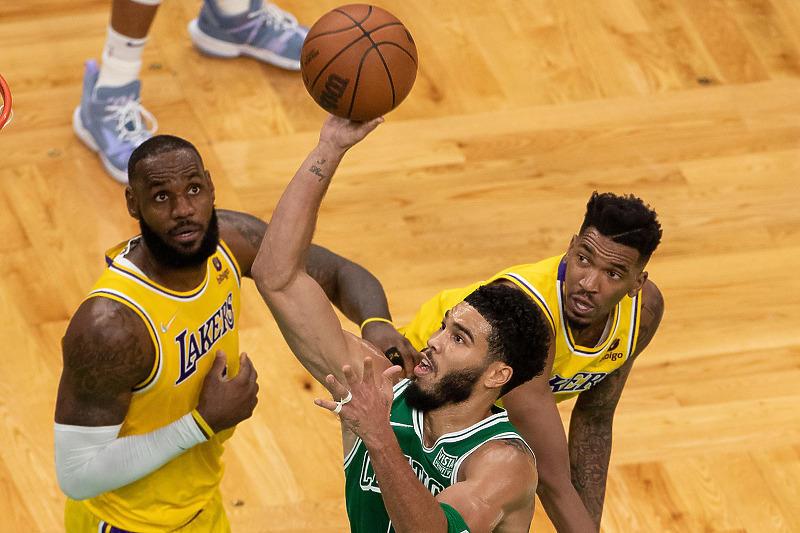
(570, 312, 613, 348)
(422, 396, 495, 448)
(127, 241, 208, 291)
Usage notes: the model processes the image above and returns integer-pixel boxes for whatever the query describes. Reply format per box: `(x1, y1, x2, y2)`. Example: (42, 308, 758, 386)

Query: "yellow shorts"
(64, 489, 230, 533)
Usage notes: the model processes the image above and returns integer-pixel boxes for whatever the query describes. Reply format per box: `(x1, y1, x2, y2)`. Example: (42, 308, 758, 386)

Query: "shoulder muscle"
(635, 279, 664, 356)
(56, 297, 155, 425)
(457, 438, 537, 502)
(439, 438, 537, 532)
(217, 208, 268, 277)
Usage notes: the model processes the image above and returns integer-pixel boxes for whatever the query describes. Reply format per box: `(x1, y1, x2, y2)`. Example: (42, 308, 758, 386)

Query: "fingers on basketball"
(300, 4, 418, 121)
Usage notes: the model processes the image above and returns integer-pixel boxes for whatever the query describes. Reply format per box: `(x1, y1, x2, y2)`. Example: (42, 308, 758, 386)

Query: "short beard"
(565, 315, 591, 331)
(404, 365, 485, 412)
(139, 209, 220, 269)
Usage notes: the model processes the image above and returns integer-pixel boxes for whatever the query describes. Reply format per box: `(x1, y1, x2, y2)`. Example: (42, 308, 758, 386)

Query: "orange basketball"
(300, 4, 418, 121)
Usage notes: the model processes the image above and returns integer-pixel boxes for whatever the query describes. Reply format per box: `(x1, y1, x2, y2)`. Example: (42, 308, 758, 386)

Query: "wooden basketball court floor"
(1, 0, 799, 531)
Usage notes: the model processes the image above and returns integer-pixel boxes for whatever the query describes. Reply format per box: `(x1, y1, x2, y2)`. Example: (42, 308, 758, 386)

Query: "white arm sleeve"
(54, 413, 207, 501)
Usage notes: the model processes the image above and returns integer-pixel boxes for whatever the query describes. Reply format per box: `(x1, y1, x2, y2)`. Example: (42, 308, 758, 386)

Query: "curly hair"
(580, 191, 662, 260)
(464, 284, 550, 396)
(127, 134, 205, 184)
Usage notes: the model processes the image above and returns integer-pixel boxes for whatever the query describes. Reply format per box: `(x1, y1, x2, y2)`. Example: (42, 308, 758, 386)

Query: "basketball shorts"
(64, 488, 230, 533)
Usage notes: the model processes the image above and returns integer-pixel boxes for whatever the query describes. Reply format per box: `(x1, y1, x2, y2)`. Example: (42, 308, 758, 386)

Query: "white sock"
(215, 0, 253, 16)
(97, 26, 147, 88)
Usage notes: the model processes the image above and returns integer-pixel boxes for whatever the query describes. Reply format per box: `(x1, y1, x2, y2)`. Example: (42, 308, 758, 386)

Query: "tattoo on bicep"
(221, 211, 266, 250)
(503, 438, 535, 461)
(636, 291, 664, 351)
(66, 305, 152, 403)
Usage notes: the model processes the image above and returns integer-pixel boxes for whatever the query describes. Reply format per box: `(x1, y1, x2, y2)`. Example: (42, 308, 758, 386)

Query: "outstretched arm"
(218, 209, 396, 329)
(568, 280, 664, 529)
(252, 115, 385, 389)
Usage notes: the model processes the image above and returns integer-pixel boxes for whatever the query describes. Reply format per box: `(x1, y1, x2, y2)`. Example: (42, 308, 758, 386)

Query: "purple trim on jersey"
(627, 292, 639, 355)
(108, 261, 210, 300)
(557, 258, 567, 281)
(88, 288, 163, 392)
(503, 272, 554, 328)
(104, 240, 239, 300)
(216, 241, 242, 287)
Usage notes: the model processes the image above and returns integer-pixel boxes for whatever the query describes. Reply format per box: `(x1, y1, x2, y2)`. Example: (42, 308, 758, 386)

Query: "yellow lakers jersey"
(400, 254, 641, 402)
(77, 237, 242, 532)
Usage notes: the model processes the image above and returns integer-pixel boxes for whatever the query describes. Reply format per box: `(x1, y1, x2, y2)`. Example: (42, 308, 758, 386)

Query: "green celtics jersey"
(342, 379, 531, 533)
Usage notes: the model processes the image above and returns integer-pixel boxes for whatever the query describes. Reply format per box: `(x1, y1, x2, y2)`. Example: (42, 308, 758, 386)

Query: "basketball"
(300, 4, 418, 121)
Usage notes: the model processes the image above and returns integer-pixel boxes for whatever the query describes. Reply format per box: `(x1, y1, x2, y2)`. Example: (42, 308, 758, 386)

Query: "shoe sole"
(188, 19, 301, 71)
(73, 106, 129, 184)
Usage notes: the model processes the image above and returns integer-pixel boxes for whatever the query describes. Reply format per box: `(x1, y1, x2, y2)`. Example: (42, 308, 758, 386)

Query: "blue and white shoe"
(73, 59, 157, 183)
(188, 0, 309, 70)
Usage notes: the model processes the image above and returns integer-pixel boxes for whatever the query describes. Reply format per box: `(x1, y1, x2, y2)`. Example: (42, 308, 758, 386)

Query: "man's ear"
(484, 361, 513, 391)
(565, 234, 578, 256)
(629, 270, 648, 298)
(125, 186, 140, 220)
(205, 169, 215, 202)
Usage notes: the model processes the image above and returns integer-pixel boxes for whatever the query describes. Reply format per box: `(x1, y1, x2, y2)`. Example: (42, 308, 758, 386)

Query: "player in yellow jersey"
(361, 192, 664, 533)
(54, 134, 399, 533)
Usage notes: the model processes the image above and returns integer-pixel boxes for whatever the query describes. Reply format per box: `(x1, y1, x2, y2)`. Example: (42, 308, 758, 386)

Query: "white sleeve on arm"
(54, 413, 207, 501)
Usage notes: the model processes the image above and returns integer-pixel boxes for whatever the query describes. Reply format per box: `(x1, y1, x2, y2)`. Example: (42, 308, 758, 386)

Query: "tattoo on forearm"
(310, 159, 327, 181)
(570, 417, 613, 528)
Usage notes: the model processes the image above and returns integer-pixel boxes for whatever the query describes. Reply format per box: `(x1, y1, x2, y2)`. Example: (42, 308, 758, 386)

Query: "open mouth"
(171, 225, 202, 244)
(414, 350, 435, 376)
(570, 295, 595, 316)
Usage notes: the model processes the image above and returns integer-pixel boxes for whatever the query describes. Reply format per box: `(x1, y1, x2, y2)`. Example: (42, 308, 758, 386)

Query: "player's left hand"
(314, 357, 401, 444)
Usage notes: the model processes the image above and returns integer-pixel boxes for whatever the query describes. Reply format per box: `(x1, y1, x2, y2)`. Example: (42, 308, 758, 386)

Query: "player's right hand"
(319, 114, 383, 152)
(360, 321, 421, 379)
(315, 357, 402, 445)
(196, 350, 259, 434)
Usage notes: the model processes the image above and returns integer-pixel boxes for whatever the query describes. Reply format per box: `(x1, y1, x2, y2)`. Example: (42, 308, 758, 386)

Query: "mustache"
(169, 221, 203, 235)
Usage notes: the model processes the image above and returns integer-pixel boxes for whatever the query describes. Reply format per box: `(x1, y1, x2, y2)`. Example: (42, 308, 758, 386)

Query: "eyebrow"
(454, 322, 474, 343)
(579, 242, 631, 274)
(146, 173, 203, 188)
(444, 310, 474, 343)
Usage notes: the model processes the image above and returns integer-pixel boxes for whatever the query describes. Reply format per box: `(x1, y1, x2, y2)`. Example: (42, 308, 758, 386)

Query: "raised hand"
(319, 114, 384, 153)
(196, 350, 259, 434)
(314, 357, 402, 445)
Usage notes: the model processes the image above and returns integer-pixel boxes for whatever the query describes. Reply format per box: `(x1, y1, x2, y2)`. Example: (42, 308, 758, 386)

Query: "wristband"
(360, 317, 393, 330)
(384, 347, 403, 366)
(190, 409, 215, 439)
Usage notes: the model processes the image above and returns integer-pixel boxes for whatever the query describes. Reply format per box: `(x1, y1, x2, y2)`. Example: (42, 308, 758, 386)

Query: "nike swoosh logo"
(161, 311, 179, 333)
